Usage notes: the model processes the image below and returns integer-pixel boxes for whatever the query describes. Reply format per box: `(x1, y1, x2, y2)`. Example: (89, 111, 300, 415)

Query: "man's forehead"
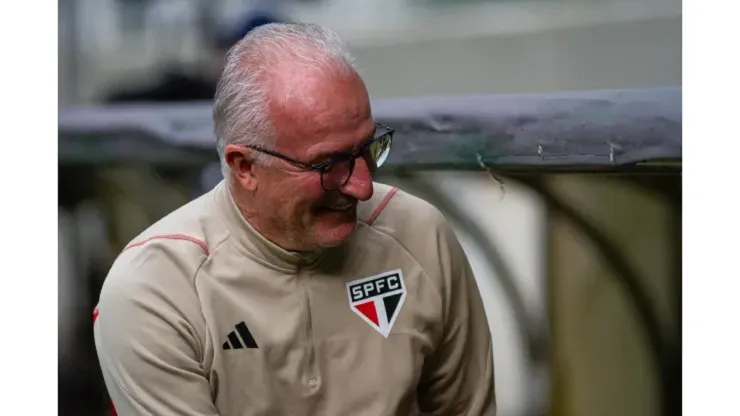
(271, 63, 365, 110)
(267, 62, 372, 149)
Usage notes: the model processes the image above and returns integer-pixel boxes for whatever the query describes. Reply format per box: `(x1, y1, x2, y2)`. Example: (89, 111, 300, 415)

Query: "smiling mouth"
(325, 203, 354, 212)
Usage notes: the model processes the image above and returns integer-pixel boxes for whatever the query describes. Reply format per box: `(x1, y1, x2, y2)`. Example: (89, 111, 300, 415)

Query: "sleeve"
(93, 250, 220, 416)
(417, 219, 496, 416)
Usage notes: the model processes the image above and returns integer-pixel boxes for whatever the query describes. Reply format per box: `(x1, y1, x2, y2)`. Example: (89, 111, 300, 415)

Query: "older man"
(94, 23, 495, 416)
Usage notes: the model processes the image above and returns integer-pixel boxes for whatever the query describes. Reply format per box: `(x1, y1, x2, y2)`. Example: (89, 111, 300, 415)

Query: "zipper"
(297, 265, 320, 387)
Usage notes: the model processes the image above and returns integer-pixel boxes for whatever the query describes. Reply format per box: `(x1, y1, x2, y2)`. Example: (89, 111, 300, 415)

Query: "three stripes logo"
(347, 269, 406, 338)
(222, 321, 258, 350)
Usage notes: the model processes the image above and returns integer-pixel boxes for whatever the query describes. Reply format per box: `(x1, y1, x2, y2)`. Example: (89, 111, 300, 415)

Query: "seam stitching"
(119, 234, 210, 257)
(366, 187, 399, 225)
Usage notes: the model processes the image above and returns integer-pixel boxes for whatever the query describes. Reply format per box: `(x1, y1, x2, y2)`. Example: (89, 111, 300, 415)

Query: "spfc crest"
(347, 269, 406, 338)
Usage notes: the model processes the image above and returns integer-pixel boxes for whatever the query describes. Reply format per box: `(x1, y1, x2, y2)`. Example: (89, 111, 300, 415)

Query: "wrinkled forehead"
(267, 63, 373, 154)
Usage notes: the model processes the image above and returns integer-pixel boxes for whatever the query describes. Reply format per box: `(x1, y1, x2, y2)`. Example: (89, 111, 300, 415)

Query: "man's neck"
(227, 181, 316, 253)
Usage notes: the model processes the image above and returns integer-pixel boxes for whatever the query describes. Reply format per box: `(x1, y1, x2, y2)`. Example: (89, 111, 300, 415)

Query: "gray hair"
(213, 23, 358, 178)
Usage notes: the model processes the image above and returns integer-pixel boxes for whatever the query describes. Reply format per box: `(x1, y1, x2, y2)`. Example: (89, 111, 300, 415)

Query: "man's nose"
(341, 157, 374, 201)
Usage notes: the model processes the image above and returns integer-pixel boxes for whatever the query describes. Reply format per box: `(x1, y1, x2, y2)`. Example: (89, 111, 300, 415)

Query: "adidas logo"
(222, 321, 258, 350)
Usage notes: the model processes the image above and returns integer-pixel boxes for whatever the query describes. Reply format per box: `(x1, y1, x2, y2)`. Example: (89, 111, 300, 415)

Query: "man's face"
(248, 66, 375, 251)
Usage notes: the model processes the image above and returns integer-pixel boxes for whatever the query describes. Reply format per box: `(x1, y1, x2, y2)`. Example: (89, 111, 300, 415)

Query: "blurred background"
(58, 0, 681, 415)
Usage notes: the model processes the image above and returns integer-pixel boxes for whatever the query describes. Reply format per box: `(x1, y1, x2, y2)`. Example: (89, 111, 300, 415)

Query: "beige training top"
(93, 180, 495, 416)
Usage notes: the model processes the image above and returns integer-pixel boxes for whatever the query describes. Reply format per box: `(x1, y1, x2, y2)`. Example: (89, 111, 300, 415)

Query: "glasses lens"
(369, 133, 392, 168)
(320, 127, 393, 190)
(321, 158, 354, 191)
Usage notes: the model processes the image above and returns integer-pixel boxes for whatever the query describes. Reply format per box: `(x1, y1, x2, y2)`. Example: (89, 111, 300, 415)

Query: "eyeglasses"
(244, 121, 394, 191)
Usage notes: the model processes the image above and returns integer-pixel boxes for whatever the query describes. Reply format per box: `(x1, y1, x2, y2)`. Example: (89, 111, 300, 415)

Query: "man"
(94, 23, 495, 416)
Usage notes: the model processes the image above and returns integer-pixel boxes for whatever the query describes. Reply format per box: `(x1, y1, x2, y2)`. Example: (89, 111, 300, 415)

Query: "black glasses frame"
(244, 121, 394, 191)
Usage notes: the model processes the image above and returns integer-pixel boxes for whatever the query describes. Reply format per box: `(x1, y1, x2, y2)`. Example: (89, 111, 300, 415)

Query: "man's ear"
(224, 144, 258, 191)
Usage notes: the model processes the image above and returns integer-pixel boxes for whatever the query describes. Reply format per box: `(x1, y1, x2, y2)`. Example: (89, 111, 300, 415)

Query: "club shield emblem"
(347, 269, 406, 338)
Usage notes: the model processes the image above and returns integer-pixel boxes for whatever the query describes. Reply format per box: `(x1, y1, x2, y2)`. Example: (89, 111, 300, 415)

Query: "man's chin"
(313, 219, 358, 248)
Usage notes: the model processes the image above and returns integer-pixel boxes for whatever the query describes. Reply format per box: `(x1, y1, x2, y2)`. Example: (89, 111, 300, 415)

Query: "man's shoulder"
(358, 183, 463, 295)
(103, 187, 229, 293)
(358, 182, 455, 265)
(128, 189, 224, 252)
(360, 182, 447, 233)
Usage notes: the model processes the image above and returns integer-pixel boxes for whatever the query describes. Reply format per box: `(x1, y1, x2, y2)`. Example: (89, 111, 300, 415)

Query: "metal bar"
(58, 87, 681, 171)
